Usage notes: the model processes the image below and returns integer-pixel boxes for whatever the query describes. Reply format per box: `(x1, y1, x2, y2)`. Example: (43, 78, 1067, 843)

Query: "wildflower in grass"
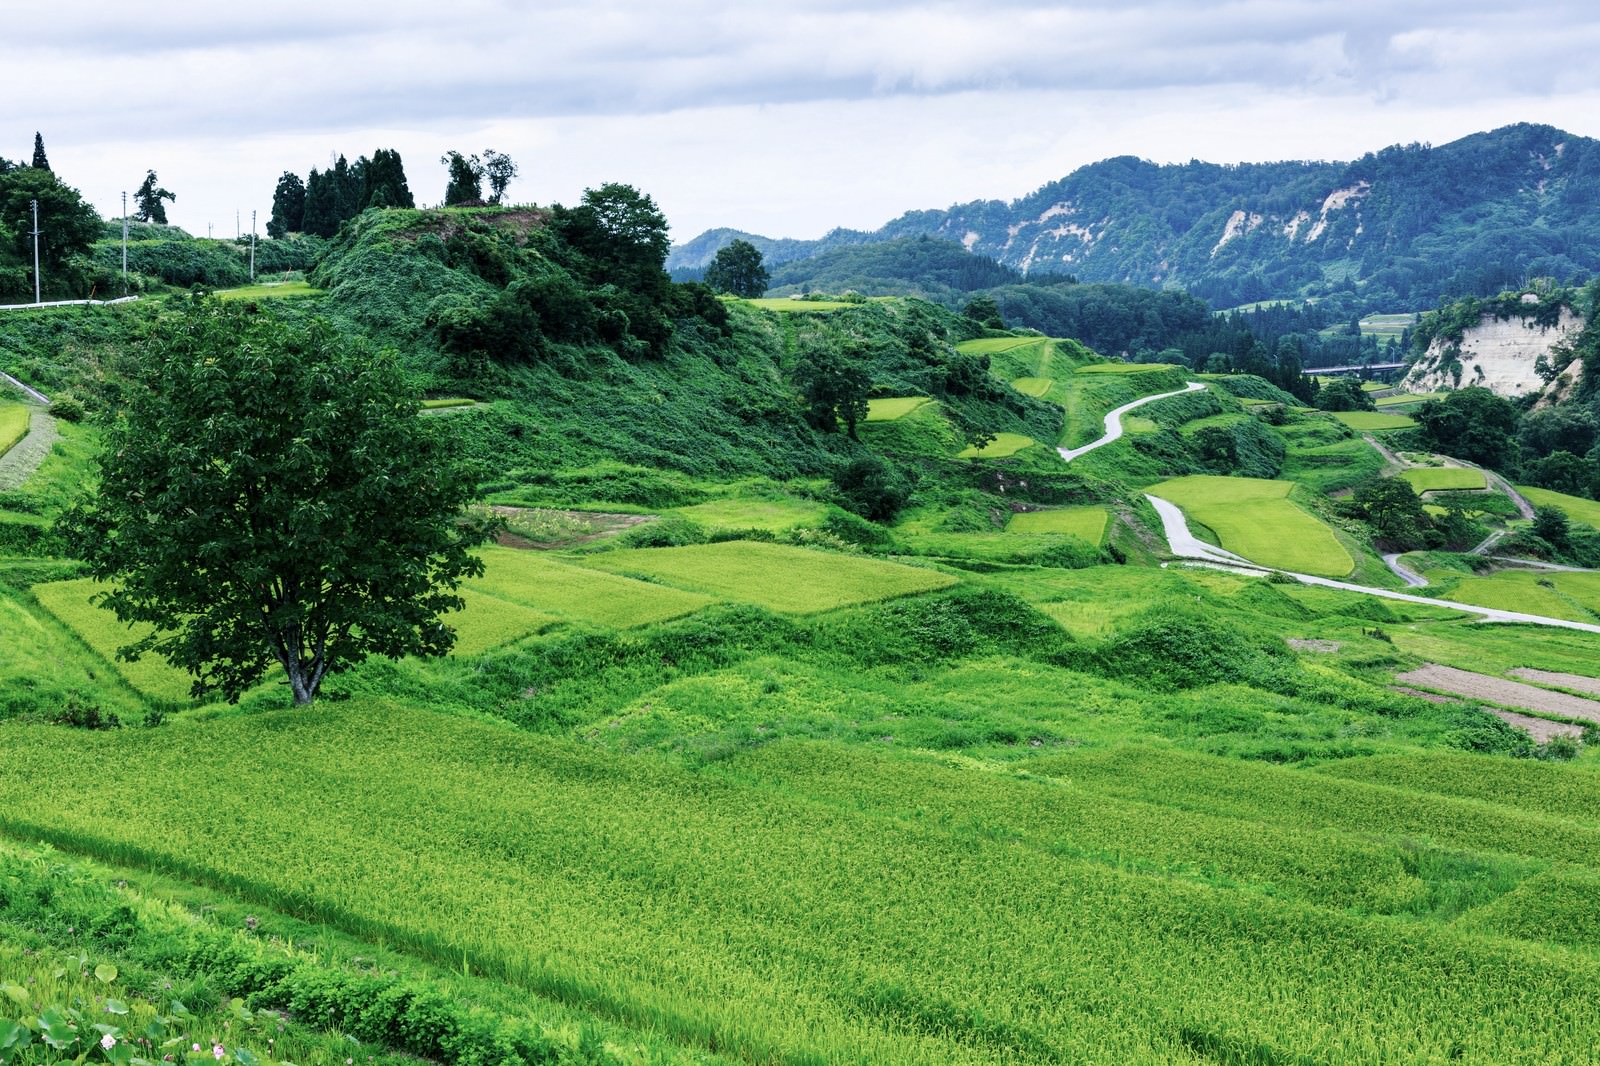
(214, 1045, 225, 1060)
(101, 1034, 116, 1050)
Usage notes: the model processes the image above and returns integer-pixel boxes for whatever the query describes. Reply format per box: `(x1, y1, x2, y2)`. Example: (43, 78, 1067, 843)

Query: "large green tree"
(30, 132, 49, 172)
(482, 149, 517, 205)
(267, 171, 306, 238)
(1414, 387, 1519, 468)
(65, 302, 488, 705)
(794, 334, 870, 439)
(704, 238, 769, 297)
(0, 166, 101, 281)
(133, 170, 175, 224)
(441, 151, 484, 206)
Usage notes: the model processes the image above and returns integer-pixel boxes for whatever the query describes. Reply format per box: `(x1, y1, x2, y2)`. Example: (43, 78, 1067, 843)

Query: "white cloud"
(7, 1, 1600, 240)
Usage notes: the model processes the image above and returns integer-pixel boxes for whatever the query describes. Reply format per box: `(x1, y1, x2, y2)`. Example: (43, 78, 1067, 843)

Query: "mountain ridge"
(672, 123, 1600, 311)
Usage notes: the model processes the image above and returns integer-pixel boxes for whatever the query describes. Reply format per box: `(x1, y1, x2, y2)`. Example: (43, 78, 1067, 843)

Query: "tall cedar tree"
(30, 132, 49, 172)
(267, 171, 306, 238)
(363, 149, 415, 209)
(65, 302, 489, 705)
(133, 170, 175, 224)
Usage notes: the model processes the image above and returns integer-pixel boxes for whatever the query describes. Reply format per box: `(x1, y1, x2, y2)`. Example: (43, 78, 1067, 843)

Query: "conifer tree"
(133, 170, 175, 224)
(30, 132, 49, 172)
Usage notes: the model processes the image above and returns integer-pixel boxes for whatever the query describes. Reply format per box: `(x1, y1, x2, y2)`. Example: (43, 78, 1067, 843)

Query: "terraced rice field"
(1010, 377, 1052, 397)
(958, 432, 1037, 458)
(671, 498, 829, 531)
(865, 396, 931, 421)
(1150, 475, 1356, 577)
(1331, 411, 1415, 431)
(1006, 506, 1109, 542)
(0, 403, 28, 457)
(31, 578, 196, 702)
(216, 282, 322, 300)
(1376, 392, 1447, 407)
(6, 708, 1600, 1064)
(1402, 467, 1487, 492)
(1518, 486, 1600, 530)
(741, 297, 860, 312)
(1431, 569, 1600, 625)
(955, 336, 1047, 355)
(468, 547, 715, 628)
(1075, 363, 1177, 374)
(444, 589, 560, 656)
(579, 540, 956, 613)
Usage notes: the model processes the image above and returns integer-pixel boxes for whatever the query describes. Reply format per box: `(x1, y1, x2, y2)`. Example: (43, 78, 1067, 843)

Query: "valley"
(3, 172, 1600, 1066)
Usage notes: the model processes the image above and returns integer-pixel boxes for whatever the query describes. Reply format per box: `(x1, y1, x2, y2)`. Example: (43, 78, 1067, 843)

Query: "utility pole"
(236, 210, 240, 240)
(29, 199, 40, 305)
(121, 191, 129, 292)
(250, 210, 257, 281)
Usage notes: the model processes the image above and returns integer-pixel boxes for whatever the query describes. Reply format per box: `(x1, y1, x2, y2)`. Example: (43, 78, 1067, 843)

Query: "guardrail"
(0, 295, 140, 312)
(0, 369, 49, 405)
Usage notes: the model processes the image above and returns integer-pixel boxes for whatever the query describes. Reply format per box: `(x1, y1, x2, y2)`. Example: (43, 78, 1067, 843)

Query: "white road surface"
(1144, 493, 1600, 635)
(1057, 381, 1206, 462)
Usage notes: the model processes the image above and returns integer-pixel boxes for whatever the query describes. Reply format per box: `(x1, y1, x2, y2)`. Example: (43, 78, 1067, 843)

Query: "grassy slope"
(1519, 485, 1600, 529)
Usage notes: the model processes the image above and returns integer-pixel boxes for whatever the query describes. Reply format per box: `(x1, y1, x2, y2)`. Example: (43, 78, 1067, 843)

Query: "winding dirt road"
(1056, 381, 1206, 462)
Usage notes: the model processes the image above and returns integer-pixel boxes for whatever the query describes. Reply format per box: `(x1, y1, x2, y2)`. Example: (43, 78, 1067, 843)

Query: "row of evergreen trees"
(269, 149, 415, 238)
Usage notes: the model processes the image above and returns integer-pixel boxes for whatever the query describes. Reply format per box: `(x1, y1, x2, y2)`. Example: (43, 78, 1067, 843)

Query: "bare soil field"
(1509, 668, 1600, 697)
(1395, 664, 1600, 724)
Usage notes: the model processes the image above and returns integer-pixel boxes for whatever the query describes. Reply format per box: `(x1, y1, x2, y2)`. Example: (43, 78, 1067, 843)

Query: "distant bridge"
(1304, 363, 1408, 375)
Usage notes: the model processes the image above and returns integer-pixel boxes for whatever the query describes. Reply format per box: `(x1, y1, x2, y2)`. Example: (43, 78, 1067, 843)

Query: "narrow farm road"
(1483, 469, 1535, 520)
(1361, 434, 1407, 475)
(1145, 493, 1600, 635)
(0, 408, 59, 491)
(1381, 552, 1428, 588)
(1057, 381, 1206, 462)
(1489, 556, 1600, 574)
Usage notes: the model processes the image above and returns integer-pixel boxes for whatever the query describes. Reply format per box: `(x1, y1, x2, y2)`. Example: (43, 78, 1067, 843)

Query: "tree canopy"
(65, 301, 488, 705)
(0, 166, 101, 293)
(267, 171, 307, 238)
(1413, 387, 1519, 468)
(31, 132, 49, 172)
(133, 170, 176, 224)
(704, 238, 769, 297)
(482, 149, 517, 205)
(441, 151, 484, 206)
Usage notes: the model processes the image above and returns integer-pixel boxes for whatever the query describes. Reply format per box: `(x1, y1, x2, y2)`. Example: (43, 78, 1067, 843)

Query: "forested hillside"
(674, 123, 1600, 311)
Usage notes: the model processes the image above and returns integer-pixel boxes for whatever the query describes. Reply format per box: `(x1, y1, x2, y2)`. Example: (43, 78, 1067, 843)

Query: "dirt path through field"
(0, 408, 58, 491)
(1395, 664, 1600, 724)
(1381, 552, 1428, 588)
(1361, 434, 1407, 475)
(1508, 669, 1600, 697)
(1057, 381, 1206, 462)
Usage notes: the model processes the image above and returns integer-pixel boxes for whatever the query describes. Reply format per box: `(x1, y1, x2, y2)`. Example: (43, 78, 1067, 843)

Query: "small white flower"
(101, 1034, 116, 1050)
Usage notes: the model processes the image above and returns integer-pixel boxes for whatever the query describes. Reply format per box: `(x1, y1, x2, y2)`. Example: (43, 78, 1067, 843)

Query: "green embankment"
(865, 396, 930, 421)
(1330, 410, 1416, 431)
(958, 432, 1037, 458)
(1006, 506, 1109, 542)
(1151, 475, 1356, 577)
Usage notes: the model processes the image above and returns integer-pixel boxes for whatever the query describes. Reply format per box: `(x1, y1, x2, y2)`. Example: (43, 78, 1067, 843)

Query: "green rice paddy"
(1330, 410, 1417, 431)
(958, 432, 1037, 458)
(1010, 377, 1052, 397)
(1075, 362, 1177, 374)
(31, 578, 197, 703)
(1006, 506, 1109, 542)
(1518, 486, 1600, 530)
(579, 540, 957, 613)
(216, 281, 322, 301)
(0, 403, 28, 457)
(670, 497, 830, 531)
(468, 547, 716, 628)
(1402, 467, 1488, 492)
(1150, 475, 1356, 577)
(865, 396, 931, 421)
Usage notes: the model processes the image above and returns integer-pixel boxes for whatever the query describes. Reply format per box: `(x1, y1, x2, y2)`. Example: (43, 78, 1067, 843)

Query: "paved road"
(1057, 381, 1206, 462)
(1489, 556, 1599, 574)
(1145, 493, 1600, 635)
(1381, 552, 1429, 588)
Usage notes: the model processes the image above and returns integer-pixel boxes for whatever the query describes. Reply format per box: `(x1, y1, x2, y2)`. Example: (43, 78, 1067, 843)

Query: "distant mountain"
(671, 124, 1600, 310)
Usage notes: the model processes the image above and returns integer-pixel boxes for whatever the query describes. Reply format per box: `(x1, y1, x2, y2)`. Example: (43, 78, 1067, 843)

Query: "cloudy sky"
(9, 1, 1600, 243)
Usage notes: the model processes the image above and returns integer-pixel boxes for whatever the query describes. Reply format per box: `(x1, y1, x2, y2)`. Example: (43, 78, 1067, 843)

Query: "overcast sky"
(9, 1, 1600, 243)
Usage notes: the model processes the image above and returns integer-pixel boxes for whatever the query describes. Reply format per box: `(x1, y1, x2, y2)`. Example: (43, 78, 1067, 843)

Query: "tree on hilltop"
(363, 148, 415, 209)
(482, 149, 517, 205)
(133, 170, 175, 224)
(441, 151, 484, 206)
(63, 301, 490, 706)
(794, 333, 870, 439)
(31, 132, 49, 172)
(0, 166, 101, 278)
(704, 238, 769, 298)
